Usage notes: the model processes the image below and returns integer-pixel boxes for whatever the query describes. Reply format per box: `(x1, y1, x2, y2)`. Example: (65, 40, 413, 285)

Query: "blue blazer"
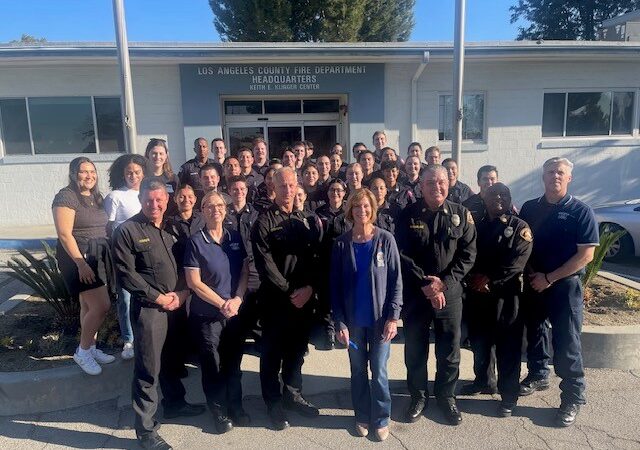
(330, 227, 403, 331)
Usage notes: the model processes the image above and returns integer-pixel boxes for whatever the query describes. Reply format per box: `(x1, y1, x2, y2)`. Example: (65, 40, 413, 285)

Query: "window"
(0, 96, 125, 156)
(542, 91, 634, 137)
(438, 93, 485, 141)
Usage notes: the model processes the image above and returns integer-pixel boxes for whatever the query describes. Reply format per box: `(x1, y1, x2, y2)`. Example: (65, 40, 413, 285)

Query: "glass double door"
(226, 122, 337, 159)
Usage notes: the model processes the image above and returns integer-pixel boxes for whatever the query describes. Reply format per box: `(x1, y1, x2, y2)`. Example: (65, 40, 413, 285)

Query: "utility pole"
(113, 0, 138, 154)
(452, 0, 466, 169)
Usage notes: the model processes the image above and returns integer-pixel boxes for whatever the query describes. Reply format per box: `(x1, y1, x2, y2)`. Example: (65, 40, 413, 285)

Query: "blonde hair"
(201, 190, 226, 210)
(345, 188, 378, 224)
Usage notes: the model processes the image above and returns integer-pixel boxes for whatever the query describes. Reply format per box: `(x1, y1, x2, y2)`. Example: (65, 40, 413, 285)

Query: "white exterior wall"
(385, 60, 640, 207)
(0, 63, 184, 227)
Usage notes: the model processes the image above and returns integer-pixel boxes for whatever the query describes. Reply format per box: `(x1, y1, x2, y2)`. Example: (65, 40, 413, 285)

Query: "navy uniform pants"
(523, 275, 586, 405)
(131, 302, 187, 438)
(466, 291, 524, 403)
(403, 294, 462, 401)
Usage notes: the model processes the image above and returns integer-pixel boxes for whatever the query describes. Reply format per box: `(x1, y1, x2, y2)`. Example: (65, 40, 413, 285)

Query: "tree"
(510, 0, 640, 40)
(9, 34, 47, 45)
(210, 0, 415, 42)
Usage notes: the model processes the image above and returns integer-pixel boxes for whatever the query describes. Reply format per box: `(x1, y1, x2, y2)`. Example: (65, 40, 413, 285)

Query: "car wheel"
(601, 224, 634, 262)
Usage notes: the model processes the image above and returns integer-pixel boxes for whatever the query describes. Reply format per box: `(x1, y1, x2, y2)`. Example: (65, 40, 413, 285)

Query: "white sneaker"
(91, 347, 116, 364)
(74, 351, 102, 375)
(121, 342, 134, 360)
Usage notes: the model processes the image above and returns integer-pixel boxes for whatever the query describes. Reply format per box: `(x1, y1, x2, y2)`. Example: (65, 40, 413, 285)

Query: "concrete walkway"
(0, 347, 639, 449)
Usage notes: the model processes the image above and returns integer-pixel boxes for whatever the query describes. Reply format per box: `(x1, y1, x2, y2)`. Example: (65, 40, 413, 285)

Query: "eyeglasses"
(329, 188, 345, 193)
(205, 203, 227, 210)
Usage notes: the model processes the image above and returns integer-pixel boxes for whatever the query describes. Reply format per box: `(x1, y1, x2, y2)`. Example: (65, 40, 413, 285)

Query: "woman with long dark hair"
(105, 154, 146, 360)
(145, 138, 178, 216)
(52, 157, 115, 375)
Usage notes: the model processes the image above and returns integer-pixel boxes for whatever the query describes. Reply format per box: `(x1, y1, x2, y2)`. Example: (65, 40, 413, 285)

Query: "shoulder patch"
(466, 210, 474, 225)
(520, 227, 533, 242)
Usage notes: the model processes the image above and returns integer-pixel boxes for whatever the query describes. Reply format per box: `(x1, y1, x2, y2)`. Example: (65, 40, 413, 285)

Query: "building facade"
(0, 41, 639, 227)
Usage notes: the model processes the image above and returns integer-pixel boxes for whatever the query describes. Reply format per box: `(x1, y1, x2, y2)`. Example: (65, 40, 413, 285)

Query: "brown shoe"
(355, 422, 369, 437)
(375, 426, 389, 441)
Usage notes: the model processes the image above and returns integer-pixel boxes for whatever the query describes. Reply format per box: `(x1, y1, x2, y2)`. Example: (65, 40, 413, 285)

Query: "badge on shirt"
(451, 214, 461, 227)
(504, 226, 514, 238)
(466, 210, 475, 225)
(376, 251, 385, 267)
(520, 227, 533, 242)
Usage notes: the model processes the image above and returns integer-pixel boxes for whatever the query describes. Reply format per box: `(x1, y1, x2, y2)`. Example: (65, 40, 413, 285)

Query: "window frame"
(437, 91, 487, 143)
(541, 88, 638, 139)
(0, 95, 125, 159)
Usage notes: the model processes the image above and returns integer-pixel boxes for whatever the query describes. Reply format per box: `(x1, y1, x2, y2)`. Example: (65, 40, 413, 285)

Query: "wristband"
(544, 273, 552, 285)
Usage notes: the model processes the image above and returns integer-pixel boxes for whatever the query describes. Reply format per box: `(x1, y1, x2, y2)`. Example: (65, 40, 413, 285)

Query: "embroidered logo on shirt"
(520, 228, 533, 242)
(557, 212, 570, 220)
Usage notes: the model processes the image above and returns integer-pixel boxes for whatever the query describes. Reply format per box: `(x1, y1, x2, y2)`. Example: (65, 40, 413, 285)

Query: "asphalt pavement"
(1, 344, 639, 450)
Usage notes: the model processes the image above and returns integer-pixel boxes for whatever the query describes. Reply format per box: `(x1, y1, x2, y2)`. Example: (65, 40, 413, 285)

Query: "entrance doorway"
(222, 97, 344, 159)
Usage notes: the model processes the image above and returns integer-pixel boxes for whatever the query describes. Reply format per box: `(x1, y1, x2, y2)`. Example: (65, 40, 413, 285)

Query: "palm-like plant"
(7, 241, 80, 333)
(582, 228, 628, 291)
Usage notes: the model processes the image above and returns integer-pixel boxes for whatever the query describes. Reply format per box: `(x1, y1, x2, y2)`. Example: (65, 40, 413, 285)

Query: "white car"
(594, 199, 640, 261)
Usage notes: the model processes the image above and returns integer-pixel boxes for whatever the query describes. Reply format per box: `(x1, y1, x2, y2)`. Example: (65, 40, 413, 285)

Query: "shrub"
(582, 228, 627, 291)
(7, 241, 80, 333)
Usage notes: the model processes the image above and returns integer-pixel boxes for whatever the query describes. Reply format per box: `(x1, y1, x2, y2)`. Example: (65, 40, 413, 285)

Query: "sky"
(0, 0, 523, 43)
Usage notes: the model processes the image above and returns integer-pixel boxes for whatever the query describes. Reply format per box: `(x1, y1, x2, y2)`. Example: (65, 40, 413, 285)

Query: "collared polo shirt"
(520, 194, 599, 275)
(184, 227, 247, 318)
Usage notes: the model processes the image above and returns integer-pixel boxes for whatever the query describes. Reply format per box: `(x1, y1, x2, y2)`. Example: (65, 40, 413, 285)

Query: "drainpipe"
(411, 51, 430, 143)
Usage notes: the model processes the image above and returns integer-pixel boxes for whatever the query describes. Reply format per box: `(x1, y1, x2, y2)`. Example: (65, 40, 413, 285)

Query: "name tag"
(138, 238, 150, 243)
(410, 224, 424, 230)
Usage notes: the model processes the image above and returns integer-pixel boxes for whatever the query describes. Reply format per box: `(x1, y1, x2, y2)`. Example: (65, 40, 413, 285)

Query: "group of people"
(52, 130, 599, 450)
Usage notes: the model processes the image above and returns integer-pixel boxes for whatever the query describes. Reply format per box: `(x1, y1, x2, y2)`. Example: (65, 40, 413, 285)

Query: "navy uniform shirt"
(402, 178, 423, 201)
(251, 204, 323, 299)
(375, 201, 401, 234)
(397, 199, 477, 300)
(387, 184, 416, 210)
(183, 227, 247, 318)
(112, 212, 182, 306)
(224, 203, 260, 291)
(178, 158, 221, 192)
(471, 213, 533, 293)
(165, 211, 206, 271)
(519, 194, 599, 275)
(463, 193, 486, 224)
(448, 181, 474, 204)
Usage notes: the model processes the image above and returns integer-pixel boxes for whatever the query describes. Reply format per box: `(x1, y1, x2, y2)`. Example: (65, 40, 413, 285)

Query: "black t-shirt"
(52, 187, 107, 245)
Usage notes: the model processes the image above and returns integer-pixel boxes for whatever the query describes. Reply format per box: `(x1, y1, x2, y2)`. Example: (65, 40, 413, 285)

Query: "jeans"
(117, 287, 134, 343)
(347, 325, 391, 428)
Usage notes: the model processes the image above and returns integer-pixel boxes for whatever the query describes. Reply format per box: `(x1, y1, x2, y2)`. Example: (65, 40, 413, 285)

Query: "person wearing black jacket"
(112, 178, 205, 450)
(251, 167, 323, 431)
(220, 175, 261, 425)
(314, 179, 351, 350)
(396, 165, 476, 426)
(463, 183, 532, 417)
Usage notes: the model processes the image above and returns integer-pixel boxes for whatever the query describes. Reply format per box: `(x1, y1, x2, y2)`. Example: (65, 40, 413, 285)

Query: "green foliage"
(582, 228, 627, 290)
(9, 34, 47, 45)
(210, 0, 415, 42)
(6, 242, 80, 333)
(510, 0, 640, 40)
(625, 289, 640, 311)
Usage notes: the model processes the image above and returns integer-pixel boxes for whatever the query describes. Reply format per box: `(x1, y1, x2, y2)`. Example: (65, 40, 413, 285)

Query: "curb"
(0, 357, 133, 416)
(0, 239, 56, 250)
(598, 270, 640, 291)
(582, 324, 640, 370)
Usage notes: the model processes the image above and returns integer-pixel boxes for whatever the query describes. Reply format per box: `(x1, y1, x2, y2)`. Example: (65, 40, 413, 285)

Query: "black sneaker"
(137, 434, 172, 450)
(460, 382, 498, 396)
(283, 396, 320, 417)
(163, 402, 206, 419)
(555, 403, 580, 427)
(519, 377, 550, 396)
(268, 404, 290, 430)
